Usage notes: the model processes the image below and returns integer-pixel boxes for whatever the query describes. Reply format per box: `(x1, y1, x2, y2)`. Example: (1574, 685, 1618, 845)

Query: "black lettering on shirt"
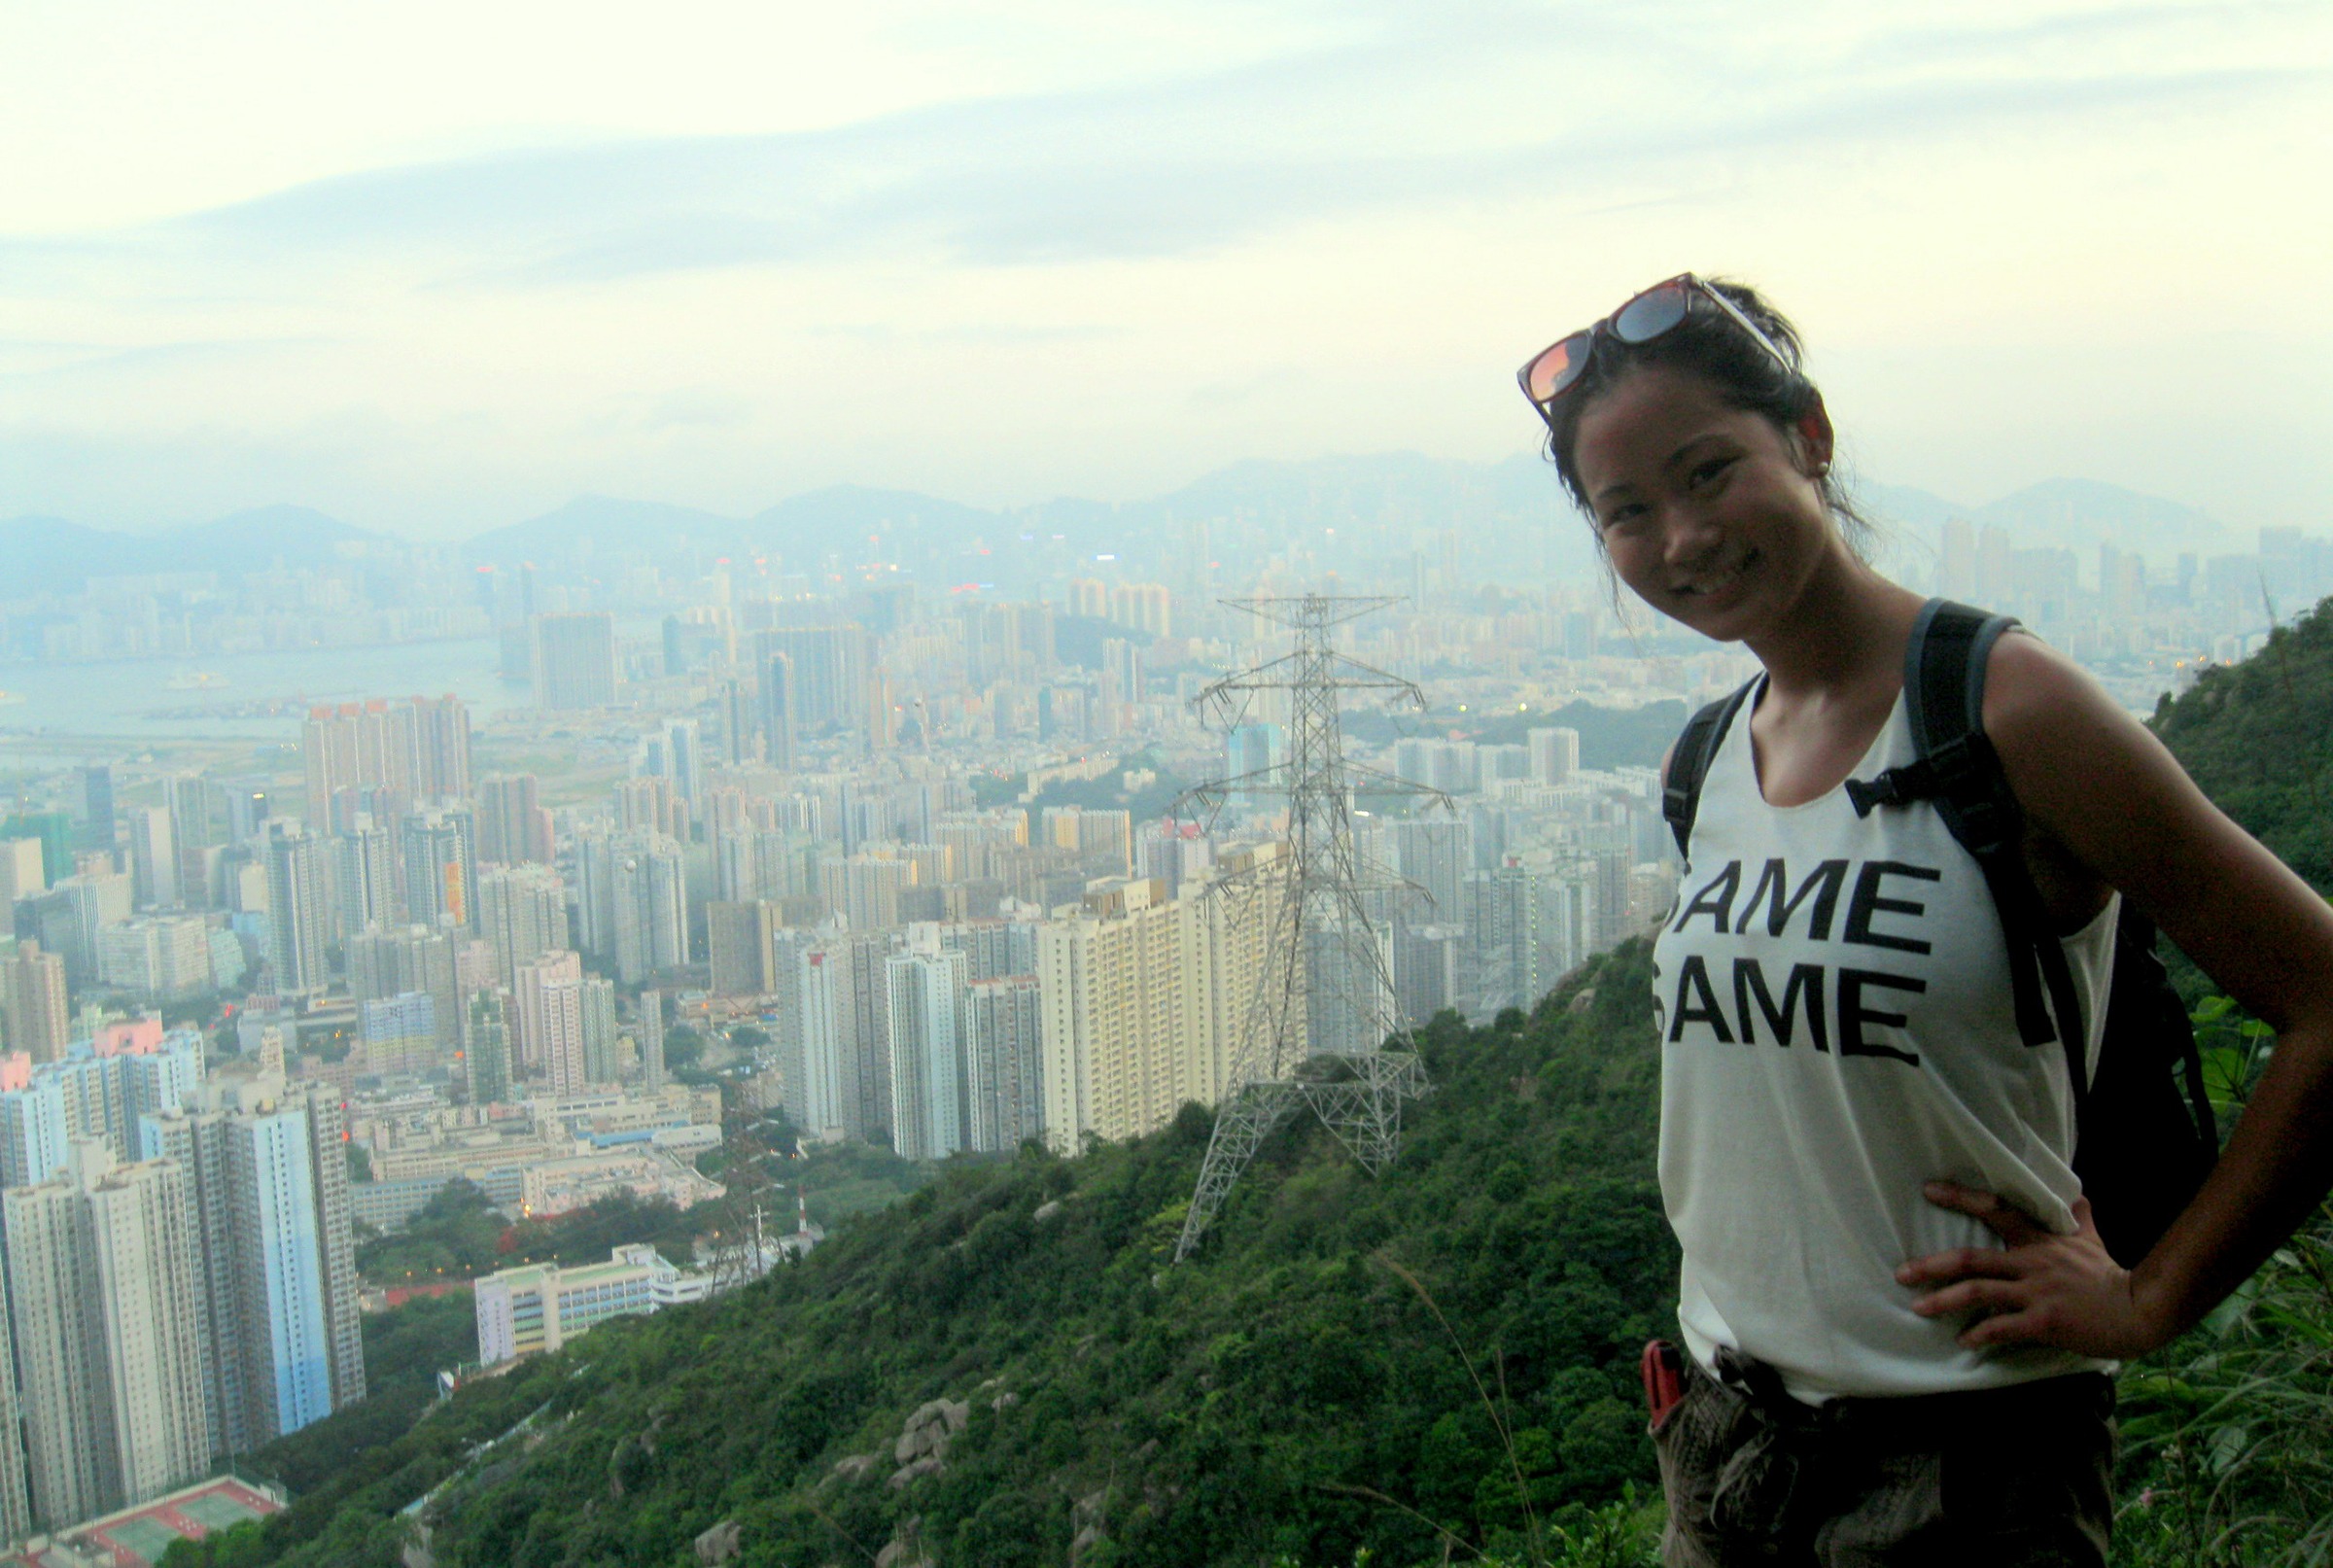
(1735, 857, 1848, 940)
(1668, 954, 1735, 1044)
(1837, 967, 1926, 1066)
(1842, 861, 1941, 955)
(1732, 958, 1828, 1052)
(1672, 860, 1742, 935)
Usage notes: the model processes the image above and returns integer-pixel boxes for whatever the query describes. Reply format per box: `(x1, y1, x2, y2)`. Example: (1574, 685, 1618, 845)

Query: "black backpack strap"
(1664, 678, 1758, 862)
(1847, 601, 2091, 1079)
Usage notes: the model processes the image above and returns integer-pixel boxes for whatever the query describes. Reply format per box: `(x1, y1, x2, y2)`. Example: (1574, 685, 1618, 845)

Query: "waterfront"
(0, 639, 526, 755)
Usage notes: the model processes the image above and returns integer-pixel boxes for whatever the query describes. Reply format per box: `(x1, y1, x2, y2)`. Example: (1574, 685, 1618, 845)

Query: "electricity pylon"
(1172, 594, 1448, 1264)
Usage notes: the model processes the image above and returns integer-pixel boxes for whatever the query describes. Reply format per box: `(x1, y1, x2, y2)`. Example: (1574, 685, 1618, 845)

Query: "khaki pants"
(1653, 1354, 2115, 1568)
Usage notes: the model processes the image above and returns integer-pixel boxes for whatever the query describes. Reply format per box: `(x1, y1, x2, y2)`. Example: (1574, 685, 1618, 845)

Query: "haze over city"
(5, 0, 2327, 537)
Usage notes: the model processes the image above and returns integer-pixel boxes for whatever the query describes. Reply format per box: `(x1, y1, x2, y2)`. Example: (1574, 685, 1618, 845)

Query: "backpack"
(1660, 598, 2218, 1267)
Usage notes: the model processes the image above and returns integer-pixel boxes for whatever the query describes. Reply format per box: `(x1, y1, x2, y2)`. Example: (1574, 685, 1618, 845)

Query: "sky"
(0, 0, 2327, 541)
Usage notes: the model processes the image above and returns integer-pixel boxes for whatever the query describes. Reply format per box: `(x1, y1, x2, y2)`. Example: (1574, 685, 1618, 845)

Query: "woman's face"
(1569, 363, 1838, 645)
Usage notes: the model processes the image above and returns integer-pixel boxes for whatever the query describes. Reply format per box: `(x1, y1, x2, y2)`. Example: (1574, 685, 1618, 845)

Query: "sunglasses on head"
(1515, 273, 1793, 435)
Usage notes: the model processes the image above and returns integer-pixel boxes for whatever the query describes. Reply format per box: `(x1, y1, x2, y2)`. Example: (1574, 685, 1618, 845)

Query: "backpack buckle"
(1844, 770, 1914, 817)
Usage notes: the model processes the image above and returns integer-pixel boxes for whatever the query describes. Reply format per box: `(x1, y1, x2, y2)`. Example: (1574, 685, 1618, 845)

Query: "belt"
(1701, 1348, 2112, 1538)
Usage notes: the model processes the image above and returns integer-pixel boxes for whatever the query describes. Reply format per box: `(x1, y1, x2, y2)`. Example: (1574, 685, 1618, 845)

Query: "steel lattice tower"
(1172, 594, 1448, 1263)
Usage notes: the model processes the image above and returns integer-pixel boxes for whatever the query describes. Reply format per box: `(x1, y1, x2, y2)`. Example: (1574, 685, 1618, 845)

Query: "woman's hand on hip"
(1897, 1181, 2175, 1359)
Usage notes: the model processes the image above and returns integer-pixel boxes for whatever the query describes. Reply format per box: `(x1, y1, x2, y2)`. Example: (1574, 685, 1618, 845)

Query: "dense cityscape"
(0, 469, 2325, 1558)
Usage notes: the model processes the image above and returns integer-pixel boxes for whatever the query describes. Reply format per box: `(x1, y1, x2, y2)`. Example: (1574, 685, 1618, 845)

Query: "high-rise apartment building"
(329, 814, 400, 937)
(612, 775, 689, 843)
(136, 1085, 363, 1454)
(791, 939, 850, 1135)
(7, 941, 70, 1063)
(963, 975, 1043, 1153)
(262, 822, 331, 993)
(85, 1153, 213, 1503)
(782, 931, 897, 1141)
(168, 774, 219, 858)
(581, 976, 619, 1086)
(224, 1108, 333, 1444)
(886, 947, 967, 1161)
(126, 806, 178, 908)
(707, 900, 780, 996)
(134, 1107, 245, 1455)
(0, 1077, 71, 1189)
(80, 764, 117, 854)
(96, 915, 214, 1001)
(532, 612, 619, 710)
(28, 871, 133, 988)
(1527, 726, 1581, 785)
(515, 951, 586, 1093)
(1393, 922, 1464, 1027)
(820, 853, 906, 933)
(1035, 849, 1286, 1152)
(1106, 581, 1172, 638)
(412, 694, 472, 800)
(1461, 864, 1541, 1020)
(300, 696, 471, 825)
(4, 1143, 208, 1532)
(645, 718, 704, 806)
(636, 990, 665, 1093)
(477, 774, 554, 867)
(5, 1152, 117, 1532)
(753, 625, 870, 734)
(612, 834, 687, 984)
(759, 650, 796, 767)
(347, 923, 460, 1051)
(361, 991, 439, 1077)
(0, 833, 48, 904)
(296, 1083, 366, 1411)
(0, 1237, 27, 1541)
(400, 805, 478, 931)
(1, 810, 75, 885)
(467, 992, 514, 1105)
(476, 863, 568, 993)
(575, 829, 686, 983)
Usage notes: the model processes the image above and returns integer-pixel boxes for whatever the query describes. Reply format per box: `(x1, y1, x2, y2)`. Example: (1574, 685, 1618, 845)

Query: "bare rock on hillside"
(893, 1397, 971, 1462)
(876, 1516, 934, 1568)
(693, 1518, 742, 1565)
(1069, 1487, 1111, 1566)
(888, 1454, 947, 1489)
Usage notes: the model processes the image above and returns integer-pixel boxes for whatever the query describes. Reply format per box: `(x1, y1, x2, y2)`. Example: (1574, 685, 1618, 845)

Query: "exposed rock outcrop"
(887, 1396, 971, 1487)
(693, 1517, 742, 1564)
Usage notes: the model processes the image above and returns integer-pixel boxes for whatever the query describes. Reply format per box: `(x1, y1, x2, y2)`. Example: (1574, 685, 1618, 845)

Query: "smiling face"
(1569, 363, 1844, 645)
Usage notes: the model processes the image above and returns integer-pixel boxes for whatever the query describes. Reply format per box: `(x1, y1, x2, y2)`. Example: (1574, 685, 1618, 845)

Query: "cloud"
(4, 5, 2315, 296)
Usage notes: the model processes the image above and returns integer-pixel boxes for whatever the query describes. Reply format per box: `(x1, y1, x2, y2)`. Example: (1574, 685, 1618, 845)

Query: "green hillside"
(2150, 600, 2333, 890)
(174, 947, 1674, 1568)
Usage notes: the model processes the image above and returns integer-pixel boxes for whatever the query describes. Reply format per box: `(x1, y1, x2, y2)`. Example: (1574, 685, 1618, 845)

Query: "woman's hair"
(1545, 277, 1872, 553)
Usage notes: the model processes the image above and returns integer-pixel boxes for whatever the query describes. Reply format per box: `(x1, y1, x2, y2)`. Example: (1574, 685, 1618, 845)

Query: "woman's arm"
(1897, 633, 2333, 1357)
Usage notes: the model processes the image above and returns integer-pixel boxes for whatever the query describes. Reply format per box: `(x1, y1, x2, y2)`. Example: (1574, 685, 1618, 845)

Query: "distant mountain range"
(1858, 477, 2239, 559)
(0, 505, 385, 597)
(0, 462, 2249, 599)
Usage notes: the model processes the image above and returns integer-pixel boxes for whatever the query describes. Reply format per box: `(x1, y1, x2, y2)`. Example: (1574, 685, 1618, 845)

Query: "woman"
(1515, 275, 2333, 1565)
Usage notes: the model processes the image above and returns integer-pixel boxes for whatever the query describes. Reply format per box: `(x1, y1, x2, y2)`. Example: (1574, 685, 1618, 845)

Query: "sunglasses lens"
(1612, 282, 1691, 344)
(1525, 332, 1591, 404)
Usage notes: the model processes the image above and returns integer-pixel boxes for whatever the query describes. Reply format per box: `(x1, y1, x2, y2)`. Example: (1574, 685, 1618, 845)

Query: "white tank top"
(1655, 680, 2118, 1403)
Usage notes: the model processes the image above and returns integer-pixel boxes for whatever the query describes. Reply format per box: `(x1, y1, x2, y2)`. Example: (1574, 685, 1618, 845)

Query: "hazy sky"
(2, 0, 2327, 540)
